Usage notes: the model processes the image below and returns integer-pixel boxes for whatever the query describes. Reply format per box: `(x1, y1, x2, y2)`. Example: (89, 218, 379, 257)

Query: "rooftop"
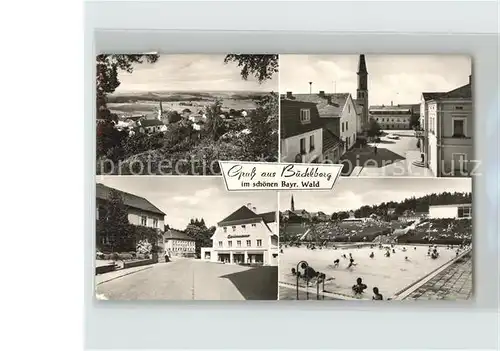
(96, 183, 165, 216)
(164, 229, 195, 241)
(284, 92, 349, 118)
(218, 206, 276, 226)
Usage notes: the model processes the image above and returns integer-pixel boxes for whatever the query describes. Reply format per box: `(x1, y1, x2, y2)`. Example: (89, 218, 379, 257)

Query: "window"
(300, 109, 311, 124)
(153, 218, 158, 228)
(241, 225, 246, 229)
(455, 106, 464, 110)
(256, 239, 262, 247)
(300, 138, 306, 154)
(348, 104, 351, 113)
(223, 227, 227, 233)
(237, 240, 241, 247)
(218, 241, 223, 247)
(346, 121, 348, 131)
(141, 216, 147, 226)
(246, 240, 251, 247)
(232, 226, 236, 232)
(309, 135, 315, 151)
(251, 223, 256, 227)
(341, 122, 344, 133)
(458, 206, 472, 218)
(228, 241, 232, 248)
(96, 207, 99, 220)
(452, 118, 466, 137)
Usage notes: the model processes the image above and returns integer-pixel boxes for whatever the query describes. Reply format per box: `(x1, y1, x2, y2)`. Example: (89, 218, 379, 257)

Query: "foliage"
(348, 192, 472, 219)
(96, 190, 135, 252)
(203, 99, 226, 141)
(224, 54, 279, 83)
(366, 118, 383, 139)
(184, 218, 214, 257)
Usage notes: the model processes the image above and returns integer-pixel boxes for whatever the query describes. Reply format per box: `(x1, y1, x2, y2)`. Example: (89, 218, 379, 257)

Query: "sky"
(279, 178, 472, 213)
(114, 54, 278, 93)
(279, 55, 472, 105)
(96, 176, 277, 229)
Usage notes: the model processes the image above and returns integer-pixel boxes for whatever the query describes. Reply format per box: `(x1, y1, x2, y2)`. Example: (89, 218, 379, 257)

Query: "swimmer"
(369, 252, 374, 259)
(333, 258, 340, 268)
(347, 257, 356, 269)
(414, 247, 417, 250)
(392, 249, 396, 254)
(352, 277, 367, 295)
(385, 251, 391, 257)
(291, 268, 297, 276)
(342, 254, 347, 259)
(372, 287, 383, 300)
(405, 256, 410, 261)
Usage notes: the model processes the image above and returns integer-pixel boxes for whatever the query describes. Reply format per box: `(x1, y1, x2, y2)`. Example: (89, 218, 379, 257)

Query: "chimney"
(319, 90, 325, 97)
(246, 203, 252, 209)
(286, 91, 293, 99)
(391, 101, 393, 106)
(309, 82, 313, 94)
(252, 206, 257, 213)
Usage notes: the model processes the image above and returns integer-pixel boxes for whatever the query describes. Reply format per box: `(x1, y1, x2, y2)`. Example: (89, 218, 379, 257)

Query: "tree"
(185, 220, 212, 257)
(98, 190, 134, 252)
(224, 54, 278, 83)
(204, 99, 226, 141)
(244, 92, 279, 161)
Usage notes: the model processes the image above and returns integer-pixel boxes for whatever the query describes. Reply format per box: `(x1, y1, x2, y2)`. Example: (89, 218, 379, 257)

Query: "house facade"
(280, 99, 324, 163)
(96, 183, 165, 248)
(428, 203, 472, 219)
(163, 229, 196, 257)
(201, 204, 279, 266)
(420, 76, 473, 177)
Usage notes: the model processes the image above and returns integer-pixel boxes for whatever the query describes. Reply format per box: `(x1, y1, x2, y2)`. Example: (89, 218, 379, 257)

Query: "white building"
(420, 76, 472, 177)
(428, 203, 472, 219)
(163, 229, 196, 257)
(369, 103, 412, 130)
(280, 99, 324, 163)
(201, 204, 278, 266)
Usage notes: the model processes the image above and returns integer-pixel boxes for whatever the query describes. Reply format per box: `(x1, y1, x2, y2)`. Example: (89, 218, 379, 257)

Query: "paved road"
(403, 252, 472, 300)
(341, 130, 433, 177)
(96, 259, 278, 300)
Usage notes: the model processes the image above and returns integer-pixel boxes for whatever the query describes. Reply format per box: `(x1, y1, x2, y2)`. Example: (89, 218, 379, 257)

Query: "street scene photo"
(278, 177, 472, 300)
(95, 176, 278, 300)
(96, 54, 279, 175)
(279, 55, 472, 177)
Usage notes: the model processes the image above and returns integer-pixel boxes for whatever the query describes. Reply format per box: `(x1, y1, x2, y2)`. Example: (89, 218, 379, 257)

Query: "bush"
(118, 253, 134, 260)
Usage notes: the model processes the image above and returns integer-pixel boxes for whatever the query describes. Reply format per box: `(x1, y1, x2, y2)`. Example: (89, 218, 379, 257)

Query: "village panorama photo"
(96, 54, 279, 176)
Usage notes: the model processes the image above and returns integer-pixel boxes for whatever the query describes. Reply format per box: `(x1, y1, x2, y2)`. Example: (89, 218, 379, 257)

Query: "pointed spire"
(357, 54, 367, 74)
(291, 195, 295, 211)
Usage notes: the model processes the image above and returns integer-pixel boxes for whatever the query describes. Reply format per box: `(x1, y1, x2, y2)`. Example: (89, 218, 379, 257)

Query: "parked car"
(387, 134, 400, 140)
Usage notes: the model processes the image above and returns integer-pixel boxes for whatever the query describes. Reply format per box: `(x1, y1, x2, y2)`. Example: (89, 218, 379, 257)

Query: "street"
(341, 130, 434, 177)
(96, 258, 278, 300)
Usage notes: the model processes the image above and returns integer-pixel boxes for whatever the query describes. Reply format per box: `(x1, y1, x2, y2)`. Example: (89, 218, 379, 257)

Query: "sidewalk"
(95, 264, 155, 285)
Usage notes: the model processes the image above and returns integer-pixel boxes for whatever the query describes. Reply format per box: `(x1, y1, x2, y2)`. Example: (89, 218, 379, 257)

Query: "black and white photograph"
(95, 176, 279, 300)
(96, 54, 279, 175)
(279, 55, 473, 177)
(278, 177, 472, 300)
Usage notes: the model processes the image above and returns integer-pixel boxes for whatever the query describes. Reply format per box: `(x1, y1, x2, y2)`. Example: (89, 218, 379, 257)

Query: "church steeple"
(291, 195, 295, 211)
(357, 54, 368, 91)
(356, 54, 369, 130)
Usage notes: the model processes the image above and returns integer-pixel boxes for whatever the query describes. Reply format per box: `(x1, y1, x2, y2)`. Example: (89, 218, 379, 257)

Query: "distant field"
(107, 91, 266, 115)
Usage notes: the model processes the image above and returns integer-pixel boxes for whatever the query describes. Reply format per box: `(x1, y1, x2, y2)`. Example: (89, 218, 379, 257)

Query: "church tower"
(290, 195, 295, 211)
(356, 54, 369, 129)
